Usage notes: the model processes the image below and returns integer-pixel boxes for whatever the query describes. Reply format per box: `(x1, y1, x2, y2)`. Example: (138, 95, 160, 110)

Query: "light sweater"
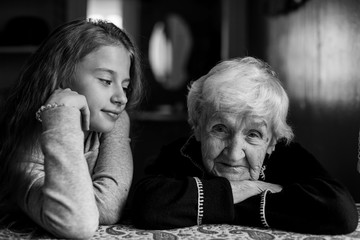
(14, 106, 133, 239)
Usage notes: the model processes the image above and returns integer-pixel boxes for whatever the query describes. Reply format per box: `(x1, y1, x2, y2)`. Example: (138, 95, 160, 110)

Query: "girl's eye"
(123, 87, 128, 95)
(123, 84, 132, 96)
(99, 79, 112, 85)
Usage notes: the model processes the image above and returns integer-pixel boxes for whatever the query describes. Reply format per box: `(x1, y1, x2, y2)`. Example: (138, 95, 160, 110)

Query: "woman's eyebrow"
(247, 120, 268, 130)
(208, 112, 229, 123)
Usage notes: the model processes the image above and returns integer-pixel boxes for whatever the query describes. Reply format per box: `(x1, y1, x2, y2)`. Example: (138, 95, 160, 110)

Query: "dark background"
(0, 0, 360, 202)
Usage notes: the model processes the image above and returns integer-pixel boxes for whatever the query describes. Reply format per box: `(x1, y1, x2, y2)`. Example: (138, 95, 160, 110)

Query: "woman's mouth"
(216, 162, 245, 172)
(212, 162, 250, 180)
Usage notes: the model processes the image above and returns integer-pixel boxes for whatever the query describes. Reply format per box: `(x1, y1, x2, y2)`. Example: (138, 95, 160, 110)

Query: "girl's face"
(195, 110, 274, 181)
(70, 45, 131, 133)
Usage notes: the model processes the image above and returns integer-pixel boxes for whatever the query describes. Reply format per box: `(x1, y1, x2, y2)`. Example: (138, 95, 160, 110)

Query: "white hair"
(187, 57, 294, 144)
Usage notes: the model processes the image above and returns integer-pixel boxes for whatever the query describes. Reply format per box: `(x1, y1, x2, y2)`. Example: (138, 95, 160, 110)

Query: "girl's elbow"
(99, 209, 121, 225)
(45, 210, 99, 239)
(61, 219, 98, 239)
(97, 198, 127, 224)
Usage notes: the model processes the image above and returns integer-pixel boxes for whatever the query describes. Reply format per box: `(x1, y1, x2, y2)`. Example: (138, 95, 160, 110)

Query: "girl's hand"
(45, 88, 90, 131)
(230, 180, 282, 204)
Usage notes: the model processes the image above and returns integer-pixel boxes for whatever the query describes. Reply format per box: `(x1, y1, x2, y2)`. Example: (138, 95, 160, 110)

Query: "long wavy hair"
(0, 18, 143, 205)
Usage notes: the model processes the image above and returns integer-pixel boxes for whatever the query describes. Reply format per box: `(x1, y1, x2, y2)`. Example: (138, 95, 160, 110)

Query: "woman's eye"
(212, 124, 228, 134)
(99, 79, 112, 85)
(247, 130, 262, 139)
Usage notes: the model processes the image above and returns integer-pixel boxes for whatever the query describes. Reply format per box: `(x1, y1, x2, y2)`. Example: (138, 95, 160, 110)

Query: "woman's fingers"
(250, 166, 261, 180)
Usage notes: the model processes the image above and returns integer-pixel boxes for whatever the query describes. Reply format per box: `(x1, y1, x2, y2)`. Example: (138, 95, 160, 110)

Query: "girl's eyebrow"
(94, 68, 131, 82)
(93, 68, 115, 74)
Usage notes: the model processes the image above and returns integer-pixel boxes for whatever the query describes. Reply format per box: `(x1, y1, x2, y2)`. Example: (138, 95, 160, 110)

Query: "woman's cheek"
(249, 148, 267, 177)
(204, 137, 225, 158)
(201, 137, 225, 173)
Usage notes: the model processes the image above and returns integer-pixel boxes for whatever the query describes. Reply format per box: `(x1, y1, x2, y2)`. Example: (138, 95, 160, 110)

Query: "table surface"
(1, 205, 360, 240)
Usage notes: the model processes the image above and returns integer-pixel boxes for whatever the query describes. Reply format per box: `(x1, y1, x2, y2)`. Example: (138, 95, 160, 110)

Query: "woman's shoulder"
(161, 135, 195, 152)
(266, 140, 328, 179)
(145, 135, 201, 176)
(267, 140, 319, 170)
(274, 140, 311, 156)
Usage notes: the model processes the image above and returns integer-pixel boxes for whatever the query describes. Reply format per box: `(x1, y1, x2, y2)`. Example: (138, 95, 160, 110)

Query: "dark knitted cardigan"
(132, 135, 358, 235)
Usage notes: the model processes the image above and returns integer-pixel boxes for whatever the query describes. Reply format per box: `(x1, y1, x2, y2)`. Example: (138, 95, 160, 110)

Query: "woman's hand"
(45, 88, 90, 131)
(230, 180, 282, 204)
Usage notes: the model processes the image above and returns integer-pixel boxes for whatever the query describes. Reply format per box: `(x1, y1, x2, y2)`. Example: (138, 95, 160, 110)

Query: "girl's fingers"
(46, 88, 90, 131)
(80, 104, 90, 131)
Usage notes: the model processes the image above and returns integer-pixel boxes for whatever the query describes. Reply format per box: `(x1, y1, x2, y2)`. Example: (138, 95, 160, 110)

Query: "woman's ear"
(194, 125, 201, 141)
(266, 138, 277, 155)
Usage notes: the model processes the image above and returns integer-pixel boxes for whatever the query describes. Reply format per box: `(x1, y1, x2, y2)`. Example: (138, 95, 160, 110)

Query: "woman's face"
(70, 45, 131, 133)
(196, 110, 274, 181)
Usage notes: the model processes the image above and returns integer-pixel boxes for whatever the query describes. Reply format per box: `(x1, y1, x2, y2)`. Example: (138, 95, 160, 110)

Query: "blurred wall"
(126, 0, 222, 184)
(263, 0, 360, 202)
(125, 0, 360, 201)
(1, 0, 358, 202)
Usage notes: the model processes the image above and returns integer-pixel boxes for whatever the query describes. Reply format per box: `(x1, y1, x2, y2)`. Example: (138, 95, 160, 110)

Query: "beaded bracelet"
(35, 103, 65, 122)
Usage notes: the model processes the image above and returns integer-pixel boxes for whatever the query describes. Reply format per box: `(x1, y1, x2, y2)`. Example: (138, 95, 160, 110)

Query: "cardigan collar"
(180, 135, 207, 177)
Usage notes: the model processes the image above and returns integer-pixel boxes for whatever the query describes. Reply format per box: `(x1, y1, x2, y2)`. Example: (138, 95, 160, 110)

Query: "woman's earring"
(270, 147, 275, 156)
(260, 165, 266, 180)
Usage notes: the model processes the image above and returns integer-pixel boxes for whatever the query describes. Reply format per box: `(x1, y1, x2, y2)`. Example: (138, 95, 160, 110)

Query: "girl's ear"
(266, 138, 277, 155)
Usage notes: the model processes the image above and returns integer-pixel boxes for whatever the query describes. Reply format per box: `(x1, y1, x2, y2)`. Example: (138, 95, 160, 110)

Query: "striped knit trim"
(260, 189, 270, 228)
(193, 177, 204, 225)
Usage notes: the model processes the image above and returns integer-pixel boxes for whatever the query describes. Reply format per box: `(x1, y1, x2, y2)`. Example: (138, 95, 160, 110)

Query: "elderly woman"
(132, 57, 358, 234)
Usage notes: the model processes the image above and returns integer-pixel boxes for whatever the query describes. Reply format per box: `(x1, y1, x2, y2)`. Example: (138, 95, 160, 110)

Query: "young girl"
(0, 18, 143, 239)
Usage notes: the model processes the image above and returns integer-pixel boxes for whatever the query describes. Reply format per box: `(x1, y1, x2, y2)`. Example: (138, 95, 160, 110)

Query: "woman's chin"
(212, 169, 250, 181)
(223, 174, 250, 181)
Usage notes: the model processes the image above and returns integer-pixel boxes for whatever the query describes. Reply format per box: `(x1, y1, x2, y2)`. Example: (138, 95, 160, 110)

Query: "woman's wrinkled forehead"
(200, 103, 274, 134)
(205, 107, 269, 125)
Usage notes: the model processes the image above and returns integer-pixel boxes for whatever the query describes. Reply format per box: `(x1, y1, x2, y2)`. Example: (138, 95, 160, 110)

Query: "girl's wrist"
(35, 103, 65, 122)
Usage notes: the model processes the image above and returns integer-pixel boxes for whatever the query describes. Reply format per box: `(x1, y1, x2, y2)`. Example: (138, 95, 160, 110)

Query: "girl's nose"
(111, 87, 128, 105)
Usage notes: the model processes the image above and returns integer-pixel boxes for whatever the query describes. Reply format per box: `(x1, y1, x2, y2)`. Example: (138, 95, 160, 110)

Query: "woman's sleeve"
(132, 140, 235, 229)
(92, 111, 133, 224)
(132, 175, 234, 229)
(18, 107, 99, 239)
(233, 143, 358, 235)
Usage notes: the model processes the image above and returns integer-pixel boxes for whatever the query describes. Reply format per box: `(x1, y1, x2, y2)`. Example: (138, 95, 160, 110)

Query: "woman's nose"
(224, 137, 246, 162)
